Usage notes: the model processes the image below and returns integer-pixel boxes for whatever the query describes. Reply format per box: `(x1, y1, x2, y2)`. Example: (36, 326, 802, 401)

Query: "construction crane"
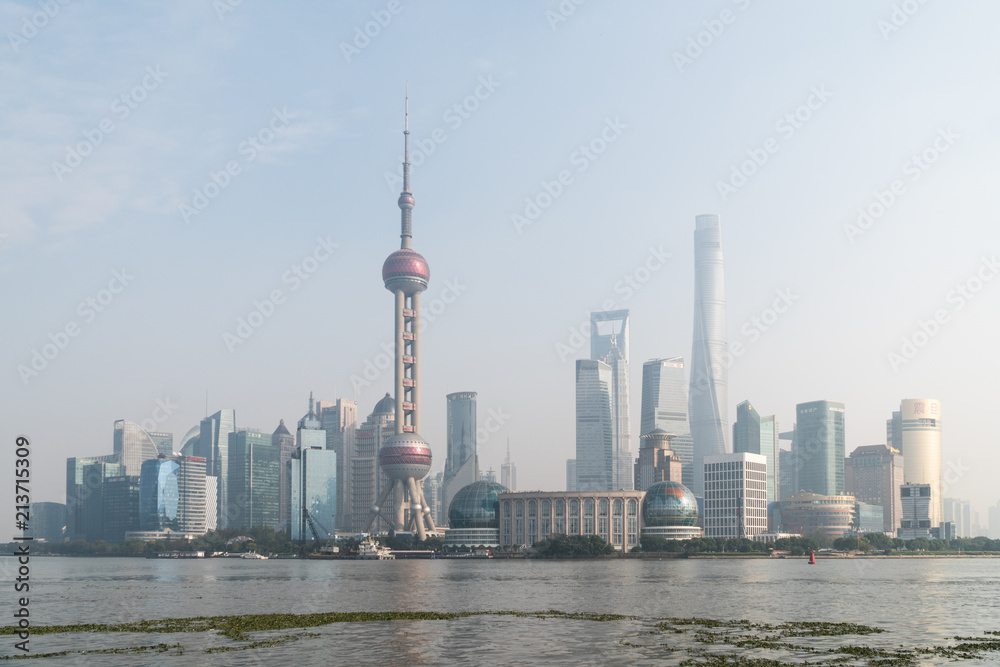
(301, 506, 333, 542)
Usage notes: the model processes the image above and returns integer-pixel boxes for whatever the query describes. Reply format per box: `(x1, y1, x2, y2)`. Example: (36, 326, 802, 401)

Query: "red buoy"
(808, 550, 816, 565)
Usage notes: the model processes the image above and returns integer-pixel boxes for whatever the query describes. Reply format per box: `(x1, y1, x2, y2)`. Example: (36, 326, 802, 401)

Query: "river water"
(3, 556, 999, 665)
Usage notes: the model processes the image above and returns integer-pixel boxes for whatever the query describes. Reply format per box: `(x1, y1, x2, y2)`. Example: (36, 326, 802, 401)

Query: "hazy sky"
(3, 1, 999, 522)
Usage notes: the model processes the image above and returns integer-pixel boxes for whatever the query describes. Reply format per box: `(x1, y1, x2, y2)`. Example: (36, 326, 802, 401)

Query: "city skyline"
(3, 3, 999, 520)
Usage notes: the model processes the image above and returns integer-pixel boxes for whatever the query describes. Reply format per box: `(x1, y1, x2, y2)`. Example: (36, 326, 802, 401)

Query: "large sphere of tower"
(378, 432, 433, 481)
(382, 248, 430, 294)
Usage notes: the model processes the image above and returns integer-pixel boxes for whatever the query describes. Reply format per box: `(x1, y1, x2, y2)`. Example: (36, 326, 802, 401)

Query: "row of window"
(501, 498, 639, 519)
(501, 518, 640, 547)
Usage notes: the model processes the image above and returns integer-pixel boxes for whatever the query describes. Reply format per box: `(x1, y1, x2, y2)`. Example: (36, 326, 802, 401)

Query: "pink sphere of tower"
(382, 248, 429, 294)
(378, 432, 433, 481)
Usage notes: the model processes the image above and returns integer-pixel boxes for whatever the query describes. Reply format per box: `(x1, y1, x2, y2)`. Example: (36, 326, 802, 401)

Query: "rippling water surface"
(4, 556, 1000, 665)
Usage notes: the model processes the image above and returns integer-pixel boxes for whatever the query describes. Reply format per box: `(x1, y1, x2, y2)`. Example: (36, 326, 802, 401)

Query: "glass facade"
(227, 430, 280, 530)
(591, 311, 631, 491)
(291, 447, 337, 541)
(794, 401, 845, 497)
(759, 415, 779, 504)
(689, 214, 729, 496)
(443, 392, 479, 523)
(102, 476, 140, 542)
(641, 481, 699, 527)
(197, 409, 236, 529)
(575, 359, 614, 491)
(139, 458, 180, 531)
(448, 480, 509, 529)
(640, 357, 693, 487)
(26, 502, 66, 542)
(113, 419, 160, 476)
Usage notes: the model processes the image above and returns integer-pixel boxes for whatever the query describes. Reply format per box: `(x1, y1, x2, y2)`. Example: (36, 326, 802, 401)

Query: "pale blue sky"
(3, 1, 999, 519)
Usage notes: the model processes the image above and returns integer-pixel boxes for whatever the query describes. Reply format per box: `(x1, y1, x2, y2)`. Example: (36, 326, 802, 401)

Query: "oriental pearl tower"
(366, 95, 437, 540)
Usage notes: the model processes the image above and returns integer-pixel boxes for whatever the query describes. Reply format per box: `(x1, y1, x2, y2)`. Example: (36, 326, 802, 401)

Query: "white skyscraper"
(897, 399, 943, 527)
(703, 452, 767, 539)
(689, 214, 729, 496)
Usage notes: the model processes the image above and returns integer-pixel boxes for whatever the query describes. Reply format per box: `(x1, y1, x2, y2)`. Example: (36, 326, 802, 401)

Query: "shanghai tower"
(688, 214, 729, 496)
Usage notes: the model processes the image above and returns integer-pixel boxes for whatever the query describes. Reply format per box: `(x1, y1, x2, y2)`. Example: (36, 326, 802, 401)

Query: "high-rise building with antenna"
(365, 94, 436, 540)
(501, 439, 517, 491)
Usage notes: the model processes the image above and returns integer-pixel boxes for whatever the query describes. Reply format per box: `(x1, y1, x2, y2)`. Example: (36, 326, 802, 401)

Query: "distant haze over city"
(2, 2, 999, 520)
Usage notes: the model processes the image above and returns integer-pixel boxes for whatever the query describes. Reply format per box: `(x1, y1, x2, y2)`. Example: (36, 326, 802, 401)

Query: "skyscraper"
(147, 432, 174, 457)
(703, 452, 768, 539)
(566, 459, 577, 491)
(640, 357, 694, 488)
(227, 429, 280, 530)
(689, 214, 729, 496)
(793, 400, 845, 496)
(732, 401, 761, 457)
(352, 394, 396, 533)
(320, 398, 358, 532)
(65, 454, 116, 540)
(113, 419, 160, 476)
(442, 392, 479, 524)
(575, 359, 614, 491)
(272, 420, 295, 533)
(291, 446, 337, 541)
(139, 455, 207, 535)
(897, 399, 943, 527)
(366, 98, 436, 540)
(102, 475, 140, 542)
(501, 440, 517, 491)
(196, 409, 235, 529)
(733, 402, 779, 504)
(759, 415, 779, 504)
(845, 444, 904, 534)
(634, 429, 683, 492)
(591, 310, 632, 490)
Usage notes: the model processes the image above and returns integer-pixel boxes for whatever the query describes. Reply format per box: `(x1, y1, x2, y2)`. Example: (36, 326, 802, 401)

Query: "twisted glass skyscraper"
(689, 214, 729, 496)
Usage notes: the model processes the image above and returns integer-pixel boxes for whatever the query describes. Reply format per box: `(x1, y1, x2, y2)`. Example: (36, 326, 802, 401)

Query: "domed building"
(641, 481, 703, 540)
(444, 480, 509, 547)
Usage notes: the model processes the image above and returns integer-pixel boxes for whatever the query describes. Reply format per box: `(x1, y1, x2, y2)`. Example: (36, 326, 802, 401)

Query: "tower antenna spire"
(398, 86, 413, 249)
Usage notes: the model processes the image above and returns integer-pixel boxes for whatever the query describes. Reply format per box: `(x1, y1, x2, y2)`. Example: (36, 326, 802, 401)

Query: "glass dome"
(642, 481, 698, 527)
(448, 480, 509, 529)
